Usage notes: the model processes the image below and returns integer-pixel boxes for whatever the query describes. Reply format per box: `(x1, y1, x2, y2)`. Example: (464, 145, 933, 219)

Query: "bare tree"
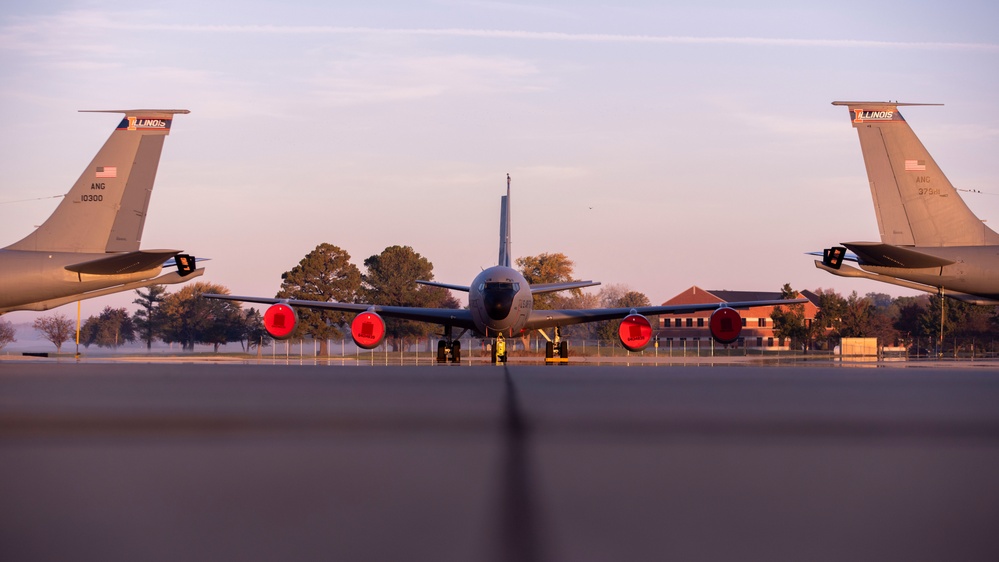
(33, 314, 74, 353)
(0, 319, 16, 350)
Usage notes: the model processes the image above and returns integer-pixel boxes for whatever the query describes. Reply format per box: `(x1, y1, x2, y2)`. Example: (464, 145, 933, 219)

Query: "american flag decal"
(96, 166, 117, 178)
(905, 160, 926, 172)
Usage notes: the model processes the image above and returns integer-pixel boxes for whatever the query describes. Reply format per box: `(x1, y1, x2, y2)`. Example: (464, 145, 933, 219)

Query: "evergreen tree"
(362, 245, 455, 351)
(133, 285, 166, 350)
(159, 282, 243, 351)
(277, 243, 361, 356)
(770, 283, 812, 349)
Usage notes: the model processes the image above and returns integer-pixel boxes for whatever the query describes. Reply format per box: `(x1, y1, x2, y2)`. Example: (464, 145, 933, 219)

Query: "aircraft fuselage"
(468, 266, 533, 336)
(0, 249, 161, 313)
(859, 245, 999, 300)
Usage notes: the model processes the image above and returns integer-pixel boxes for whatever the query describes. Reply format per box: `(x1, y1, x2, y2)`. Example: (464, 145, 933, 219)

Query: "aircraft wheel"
(559, 341, 568, 359)
(545, 341, 554, 359)
(451, 341, 461, 363)
(491, 343, 498, 364)
(437, 340, 447, 363)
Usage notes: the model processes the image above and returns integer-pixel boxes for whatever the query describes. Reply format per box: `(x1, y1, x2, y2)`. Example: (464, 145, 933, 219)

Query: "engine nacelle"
(709, 307, 742, 344)
(351, 311, 386, 350)
(619, 313, 653, 351)
(263, 303, 298, 340)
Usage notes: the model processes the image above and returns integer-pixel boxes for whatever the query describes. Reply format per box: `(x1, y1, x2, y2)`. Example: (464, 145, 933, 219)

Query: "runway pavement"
(1, 361, 997, 561)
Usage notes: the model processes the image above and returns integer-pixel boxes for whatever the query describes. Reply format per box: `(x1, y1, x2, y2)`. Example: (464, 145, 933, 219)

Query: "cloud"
(5, 11, 995, 53)
(87, 22, 999, 52)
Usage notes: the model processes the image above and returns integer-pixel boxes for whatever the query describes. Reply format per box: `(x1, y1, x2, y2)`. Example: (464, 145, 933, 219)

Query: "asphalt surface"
(1, 361, 998, 561)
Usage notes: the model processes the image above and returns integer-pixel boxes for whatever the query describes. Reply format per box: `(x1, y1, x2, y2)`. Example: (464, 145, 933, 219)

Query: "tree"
(362, 245, 455, 351)
(894, 295, 929, 345)
(277, 243, 362, 356)
(839, 291, 872, 338)
(0, 319, 16, 350)
(80, 307, 136, 348)
(516, 252, 581, 310)
(813, 289, 847, 347)
(159, 282, 244, 351)
(33, 314, 74, 353)
(133, 285, 167, 350)
(770, 283, 813, 349)
(560, 291, 601, 339)
(595, 286, 651, 342)
(237, 307, 272, 353)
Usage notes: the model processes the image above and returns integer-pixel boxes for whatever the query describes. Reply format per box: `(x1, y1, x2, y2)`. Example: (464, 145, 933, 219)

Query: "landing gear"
(491, 334, 508, 364)
(436, 326, 464, 364)
(541, 326, 569, 364)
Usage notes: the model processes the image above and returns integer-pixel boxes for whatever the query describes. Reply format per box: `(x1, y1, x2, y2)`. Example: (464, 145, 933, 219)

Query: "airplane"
(0, 110, 204, 315)
(815, 101, 999, 305)
(206, 175, 806, 364)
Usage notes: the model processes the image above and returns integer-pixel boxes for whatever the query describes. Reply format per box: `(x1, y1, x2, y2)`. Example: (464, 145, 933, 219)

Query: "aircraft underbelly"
(862, 262, 999, 296)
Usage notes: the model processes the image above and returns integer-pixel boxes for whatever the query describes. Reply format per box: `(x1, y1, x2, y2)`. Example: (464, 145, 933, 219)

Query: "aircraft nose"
(483, 286, 516, 321)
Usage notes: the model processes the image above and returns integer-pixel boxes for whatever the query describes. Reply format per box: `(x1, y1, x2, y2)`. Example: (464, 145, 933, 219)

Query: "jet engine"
(263, 303, 298, 340)
(619, 313, 653, 351)
(351, 311, 386, 350)
(708, 307, 742, 344)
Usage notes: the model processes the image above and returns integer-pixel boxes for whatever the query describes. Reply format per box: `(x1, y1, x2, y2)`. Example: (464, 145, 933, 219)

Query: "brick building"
(657, 286, 820, 349)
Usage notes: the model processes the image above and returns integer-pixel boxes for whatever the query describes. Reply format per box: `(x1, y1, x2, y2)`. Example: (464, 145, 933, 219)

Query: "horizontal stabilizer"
(65, 249, 181, 275)
(530, 280, 601, 294)
(842, 242, 954, 269)
(416, 280, 470, 292)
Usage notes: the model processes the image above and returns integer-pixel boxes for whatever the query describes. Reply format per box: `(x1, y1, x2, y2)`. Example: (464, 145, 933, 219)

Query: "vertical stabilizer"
(497, 174, 512, 267)
(5, 109, 189, 253)
(834, 101, 999, 247)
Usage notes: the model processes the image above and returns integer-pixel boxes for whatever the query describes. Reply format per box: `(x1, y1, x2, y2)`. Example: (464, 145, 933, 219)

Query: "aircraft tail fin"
(834, 101, 999, 247)
(4, 109, 189, 253)
(498, 174, 512, 267)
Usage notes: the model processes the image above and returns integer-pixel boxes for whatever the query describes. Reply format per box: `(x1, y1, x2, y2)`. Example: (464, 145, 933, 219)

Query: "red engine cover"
(263, 303, 298, 340)
(619, 313, 653, 351)
(709, 307, 742, 344)
(351, 311, 386, 350)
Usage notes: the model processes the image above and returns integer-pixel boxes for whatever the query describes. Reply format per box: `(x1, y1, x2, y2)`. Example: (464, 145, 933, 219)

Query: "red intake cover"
(263, 303, 297, 340)
(351, 311, 386, 350)
(709, 307, 742, 344)
(619, 314, 653, 352)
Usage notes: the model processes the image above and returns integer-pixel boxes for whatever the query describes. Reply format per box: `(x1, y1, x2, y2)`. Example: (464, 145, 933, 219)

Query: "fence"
(262, 335, 999, 362)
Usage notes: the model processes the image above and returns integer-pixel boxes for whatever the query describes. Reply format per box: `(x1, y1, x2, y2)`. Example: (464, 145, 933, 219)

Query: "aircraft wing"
(524, 298, 810, 330)
(530, 280, 601, 294)
(204, 294, 477, 329)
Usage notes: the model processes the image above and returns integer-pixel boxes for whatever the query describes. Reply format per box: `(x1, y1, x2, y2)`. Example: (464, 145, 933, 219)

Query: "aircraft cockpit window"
(485, 282, 519, 292)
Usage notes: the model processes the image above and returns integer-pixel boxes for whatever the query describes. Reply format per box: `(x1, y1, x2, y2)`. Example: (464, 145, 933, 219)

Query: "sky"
(2, 0, 998, 326)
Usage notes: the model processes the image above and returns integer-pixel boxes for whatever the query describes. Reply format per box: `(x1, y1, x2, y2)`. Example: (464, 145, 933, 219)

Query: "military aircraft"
(206, 175, 804, 363)
(0, 110, 203, 314)
(815, 101, 999, 304)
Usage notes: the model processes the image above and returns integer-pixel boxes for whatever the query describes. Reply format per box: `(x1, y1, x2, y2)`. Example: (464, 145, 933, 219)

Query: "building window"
(767, 337, 774, 347)
(686, 318, 693, 327)
(758, 318, 767, 328)
(756, 337, 763, 347)
(697, 318, 704, 327)
(742, 318, 747, 327)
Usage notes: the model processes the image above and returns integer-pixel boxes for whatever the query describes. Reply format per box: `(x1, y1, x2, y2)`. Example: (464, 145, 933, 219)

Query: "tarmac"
(1, 359, 998, 561)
